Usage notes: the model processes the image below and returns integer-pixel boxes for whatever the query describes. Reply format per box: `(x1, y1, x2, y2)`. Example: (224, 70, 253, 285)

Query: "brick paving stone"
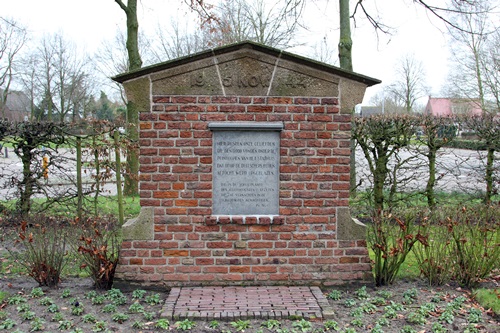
(161, 286, 334, 321)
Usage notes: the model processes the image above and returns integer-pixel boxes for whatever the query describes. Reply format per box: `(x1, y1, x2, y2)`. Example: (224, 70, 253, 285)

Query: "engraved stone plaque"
(211, 123, 281, 215)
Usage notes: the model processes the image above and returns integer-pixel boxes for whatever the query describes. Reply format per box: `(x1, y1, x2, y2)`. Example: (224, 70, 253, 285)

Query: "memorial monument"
(112, 41, 380, 287)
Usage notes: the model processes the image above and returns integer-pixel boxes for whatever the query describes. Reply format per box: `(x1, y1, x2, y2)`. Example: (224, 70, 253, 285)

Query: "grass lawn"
(473, 289, 500, 316)
(1, 195, 141, 221)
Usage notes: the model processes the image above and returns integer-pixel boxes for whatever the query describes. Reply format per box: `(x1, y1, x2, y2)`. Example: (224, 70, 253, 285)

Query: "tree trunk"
(373, 154, 388, 213)
(47, 90, 53, 121)
(114, 130, 125, 225)
(425, 148, 437, 209)
(338, 0, 353, 71)
(93, 135, 100, 216)
(339, 0, 356, 197)
(115, 0, 142, 196)
(123, 0, 142, 71)
(76, 137, 83, 220)
(19, 147, 33, 214)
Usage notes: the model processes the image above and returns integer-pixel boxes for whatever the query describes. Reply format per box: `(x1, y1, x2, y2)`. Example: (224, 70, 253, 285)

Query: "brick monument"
(112, 41, 380, 287)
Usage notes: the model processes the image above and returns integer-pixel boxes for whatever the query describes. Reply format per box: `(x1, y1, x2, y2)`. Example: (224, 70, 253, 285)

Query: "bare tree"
(19, 33, 93, 122)
(30, 36, 56, 121)
(93, 28, 153, 107)
(181, 0, 305, 50)
(482, 30, 500, 114)
(67, 70, 95, 122)
(444, 1, 495, 110)
(368, 90, 402, 114)
(310, 35, 336, 65)
(0, 17, 27, 118)
(386, 54, 429, 113)
(443, 1, 499, 203)
(18, 53, 38, 120)
(413, 0, 490, 34)
(93, 30, 130, 105)
(51, 34, 93, 122)
(237, 0, 304, 48)
(147, 20, 204, 64)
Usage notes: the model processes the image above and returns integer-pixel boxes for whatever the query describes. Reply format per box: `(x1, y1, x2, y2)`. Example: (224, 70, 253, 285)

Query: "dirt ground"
(0, 274, 499, 333)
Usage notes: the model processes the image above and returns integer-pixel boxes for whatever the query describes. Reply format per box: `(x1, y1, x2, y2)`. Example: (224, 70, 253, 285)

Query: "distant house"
(424, 97, 483, 117)
(358, 105, 383, 117)
(0, 89, 31, 121)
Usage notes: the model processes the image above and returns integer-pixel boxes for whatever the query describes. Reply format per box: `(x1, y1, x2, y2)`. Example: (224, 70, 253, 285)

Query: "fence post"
(76, 136, 83, 220)
(113, 130, 124, 225)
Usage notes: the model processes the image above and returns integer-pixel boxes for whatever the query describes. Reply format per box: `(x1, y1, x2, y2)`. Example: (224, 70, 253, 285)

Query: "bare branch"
(114, 0, 128, 13)
(414, 0, 495, 34)
(184, 0, 219, 27)
(351, 0, 392, 35)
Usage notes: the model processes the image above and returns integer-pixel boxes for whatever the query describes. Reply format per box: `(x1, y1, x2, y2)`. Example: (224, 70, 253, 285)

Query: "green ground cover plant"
(292, 319, 312, 332)
(261, 319, 281, 330)
(231, 319, 251, 331)
(175, 319, 196, 330)
(208, 320, 220, 329)
(155, 318, 170, 330)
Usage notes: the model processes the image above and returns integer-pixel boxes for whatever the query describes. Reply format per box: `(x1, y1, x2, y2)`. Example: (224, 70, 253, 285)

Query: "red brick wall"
(116, 95, 371, 286)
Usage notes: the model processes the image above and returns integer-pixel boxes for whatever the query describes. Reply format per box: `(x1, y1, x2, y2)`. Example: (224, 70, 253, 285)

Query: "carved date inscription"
(190, 72, 306, 88)
(191, 73, 271, 88)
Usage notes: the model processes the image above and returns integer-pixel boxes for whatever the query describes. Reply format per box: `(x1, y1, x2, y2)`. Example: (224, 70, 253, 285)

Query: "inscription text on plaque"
(212, 130, 280, 215)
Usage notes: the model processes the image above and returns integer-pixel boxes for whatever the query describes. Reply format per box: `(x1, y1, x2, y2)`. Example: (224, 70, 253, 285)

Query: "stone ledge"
(206, 215, 284, 225)
(336, 207, 366, 241)
(122, 207, 154, 240)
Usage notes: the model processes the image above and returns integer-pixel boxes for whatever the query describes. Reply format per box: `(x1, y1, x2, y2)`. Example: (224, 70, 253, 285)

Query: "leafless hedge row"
(353, 113, 500, 211)
(0, 120, 126, 216)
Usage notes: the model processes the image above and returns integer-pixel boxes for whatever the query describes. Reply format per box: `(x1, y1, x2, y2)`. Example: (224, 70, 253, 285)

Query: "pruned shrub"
(2, 121, 66, 215)
(413, 214, 455, 286)
(367, 209, 427, 286)
(450, 206, 500, 287)
(13, 215, 69, 287)
(71, 216, 121, 290)
(414, 205, 500, 288)
(353, 114, 417, 212)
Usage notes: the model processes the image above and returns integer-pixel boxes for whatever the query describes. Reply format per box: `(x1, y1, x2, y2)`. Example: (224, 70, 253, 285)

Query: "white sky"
(2, 0, 452, 106)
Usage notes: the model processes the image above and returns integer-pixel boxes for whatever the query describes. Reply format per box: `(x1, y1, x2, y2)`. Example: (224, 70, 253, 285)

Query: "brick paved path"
(161, 286, 334, 321)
